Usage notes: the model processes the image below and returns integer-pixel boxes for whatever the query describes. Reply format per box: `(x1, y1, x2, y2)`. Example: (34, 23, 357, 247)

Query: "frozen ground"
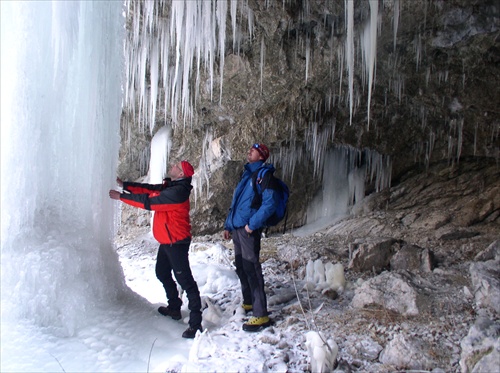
(114, 229, 317, 372)
(113, 223, 479, 373)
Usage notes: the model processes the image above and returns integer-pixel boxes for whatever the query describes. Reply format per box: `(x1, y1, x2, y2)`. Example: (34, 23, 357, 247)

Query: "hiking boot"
(182, 325, 203, 339)
(242, 304, 253, 314)
(158, 306, 182, 320)
(242, 316, 271, 332)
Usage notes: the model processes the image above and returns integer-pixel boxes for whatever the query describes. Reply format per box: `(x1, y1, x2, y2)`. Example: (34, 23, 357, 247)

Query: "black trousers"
(232, 228, 268, 318)
(155, 242, 202, 328)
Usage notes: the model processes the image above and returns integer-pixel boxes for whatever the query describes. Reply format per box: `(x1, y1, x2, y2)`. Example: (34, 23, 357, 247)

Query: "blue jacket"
(224, 161, 278, 231)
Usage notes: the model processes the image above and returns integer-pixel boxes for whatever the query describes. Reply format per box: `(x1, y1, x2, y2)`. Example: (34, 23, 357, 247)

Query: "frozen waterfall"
(0, 0, 134, 368)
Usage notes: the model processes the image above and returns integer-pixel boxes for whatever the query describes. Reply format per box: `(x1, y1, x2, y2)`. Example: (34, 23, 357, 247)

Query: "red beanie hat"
(253, 143, 270, 161)
(181, 160, 194, 177)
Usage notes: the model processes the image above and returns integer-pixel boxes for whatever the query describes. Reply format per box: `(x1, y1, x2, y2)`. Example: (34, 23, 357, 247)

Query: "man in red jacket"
(109, 160, 202, 339)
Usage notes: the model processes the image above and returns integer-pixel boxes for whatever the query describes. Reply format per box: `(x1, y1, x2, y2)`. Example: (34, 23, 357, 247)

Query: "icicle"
(400, 77, 404, 103)
(414, 33, 422, 72)
(193, 129, 213, 205)
(230, 0, 238, 52)
(260, 37, 265, 92)
(361, 0, 378, 129)
(457, 118, 463, 164)
(426, 131, 435, 170)
(474, 123, 478, 156)
(149, 38, 159, 133)
(139, 147, 151, 176)
(217, 0, 227, 103)
(305, 36, 310, 83)
(345, 0, 354, 125)
(393, 0, 399, 52)
(247, 5, 254, 40)
(337, 45, 344, 101)
(420, 105, 427, 129)
(448, 119, 456, 165)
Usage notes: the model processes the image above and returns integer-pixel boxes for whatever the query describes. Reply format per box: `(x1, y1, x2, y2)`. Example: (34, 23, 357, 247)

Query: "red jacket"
(120, 178, 192, 245)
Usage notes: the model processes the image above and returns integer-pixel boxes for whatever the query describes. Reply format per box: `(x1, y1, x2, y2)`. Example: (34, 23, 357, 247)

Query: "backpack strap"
(251, 167, 272, 208)
(255, 167, 271, 193)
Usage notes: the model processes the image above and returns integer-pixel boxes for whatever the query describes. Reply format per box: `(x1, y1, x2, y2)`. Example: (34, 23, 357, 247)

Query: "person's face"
(247, 145, 263, 163)
(168, 162, 184, 180)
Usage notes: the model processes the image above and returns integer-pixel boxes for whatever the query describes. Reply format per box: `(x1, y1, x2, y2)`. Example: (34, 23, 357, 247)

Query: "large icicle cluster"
(124, 0, 397, 217)
(124, 0, 253, 131)
(124, 0, 396, 134)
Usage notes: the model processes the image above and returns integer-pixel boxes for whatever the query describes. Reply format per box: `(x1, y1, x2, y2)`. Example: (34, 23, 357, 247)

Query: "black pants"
(233, 228, 268, 318)
(155, 242, 202, 328)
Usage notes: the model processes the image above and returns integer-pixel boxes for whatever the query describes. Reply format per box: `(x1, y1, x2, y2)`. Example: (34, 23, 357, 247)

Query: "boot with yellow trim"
(242, 316, 271, 332)
(242, 304, 253, 314)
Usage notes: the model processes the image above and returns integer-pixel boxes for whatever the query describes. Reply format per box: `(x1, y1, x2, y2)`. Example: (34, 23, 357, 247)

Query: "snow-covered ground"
(3, 214, 482, 372)
(1, 226, 331, 372)
(113, 229, 325, 372)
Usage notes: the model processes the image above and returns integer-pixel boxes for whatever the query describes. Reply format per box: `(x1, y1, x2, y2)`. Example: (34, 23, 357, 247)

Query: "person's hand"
(116, 177, 123, 187)
(244, 225, 253, 234)
(223, 230, 231, 240)
(109, 190, 121, 200)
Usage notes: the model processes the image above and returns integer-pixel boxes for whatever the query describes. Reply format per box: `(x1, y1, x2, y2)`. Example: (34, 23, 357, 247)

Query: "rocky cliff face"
(118, 0, 499, 235)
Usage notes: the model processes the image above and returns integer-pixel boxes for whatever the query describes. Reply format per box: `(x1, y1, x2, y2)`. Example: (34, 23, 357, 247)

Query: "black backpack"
(250, 167, 289, 229)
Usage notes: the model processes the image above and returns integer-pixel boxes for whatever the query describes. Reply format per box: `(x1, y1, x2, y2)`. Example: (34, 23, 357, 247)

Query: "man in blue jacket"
(223, 143, 278, 332)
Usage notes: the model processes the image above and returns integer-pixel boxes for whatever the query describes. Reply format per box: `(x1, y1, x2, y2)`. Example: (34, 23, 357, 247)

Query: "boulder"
(379, 333, 439, 370)
(348, 238, 398, 273)
(460, 316, 500, 373)
(351, 272, 420, 316)
(469, 259, 500, 314)
(390, 244, 435, 273)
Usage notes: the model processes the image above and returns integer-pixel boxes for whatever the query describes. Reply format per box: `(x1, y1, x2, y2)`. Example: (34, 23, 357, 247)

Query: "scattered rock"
(351, 272, 420, 316)
(469, 259, 500, 314)
(459, 316, 500, 373)
(348, 238, 398, 273)
(474, 240, 500, 262)
(436, 229, 480, 241)
(390, 243, 435, 273)
(379, 333, 439, 370)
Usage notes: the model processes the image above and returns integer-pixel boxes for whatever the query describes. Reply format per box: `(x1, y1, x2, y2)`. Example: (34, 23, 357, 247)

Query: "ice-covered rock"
(305, 331, 338, 373)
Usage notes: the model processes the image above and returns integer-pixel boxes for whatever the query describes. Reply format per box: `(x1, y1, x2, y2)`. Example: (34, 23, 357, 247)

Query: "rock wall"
(119, 0, 499, 235)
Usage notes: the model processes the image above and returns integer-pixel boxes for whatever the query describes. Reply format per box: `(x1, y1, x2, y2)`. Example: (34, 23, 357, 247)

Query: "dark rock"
(390, 244, 436, 273)
(348, 238, 398, 273)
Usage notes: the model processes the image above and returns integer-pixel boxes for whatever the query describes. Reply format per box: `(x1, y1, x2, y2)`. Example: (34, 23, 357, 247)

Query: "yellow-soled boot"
(242, 304, 253, 313)
(242, 316, 271, 332)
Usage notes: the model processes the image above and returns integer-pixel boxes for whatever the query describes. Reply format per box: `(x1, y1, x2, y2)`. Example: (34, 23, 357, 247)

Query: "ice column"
(305, 331, 338, 373)
(306, 145, 391, 226)
(1, 1, 126, 336)
(149, 125, 172, 183)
